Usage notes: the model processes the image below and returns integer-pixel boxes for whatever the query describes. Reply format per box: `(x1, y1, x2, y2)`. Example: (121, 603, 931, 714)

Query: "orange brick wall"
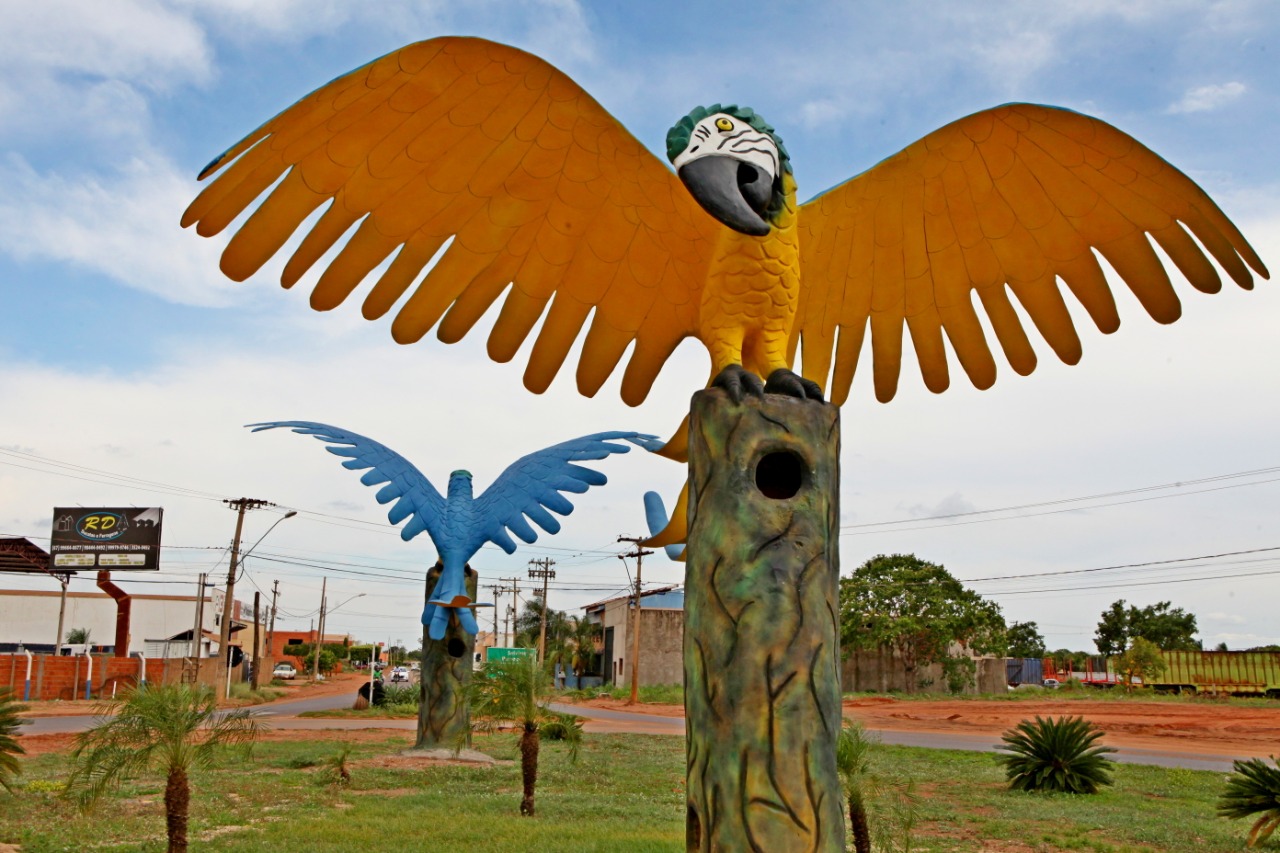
(1, 653, 183, 701)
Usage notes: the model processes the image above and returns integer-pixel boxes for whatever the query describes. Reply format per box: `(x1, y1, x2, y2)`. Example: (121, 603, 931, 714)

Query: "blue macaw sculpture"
(250, 421, 659, 639)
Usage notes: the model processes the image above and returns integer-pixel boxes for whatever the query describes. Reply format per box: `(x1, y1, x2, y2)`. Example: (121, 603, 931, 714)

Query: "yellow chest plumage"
(698, 174, 801, 376)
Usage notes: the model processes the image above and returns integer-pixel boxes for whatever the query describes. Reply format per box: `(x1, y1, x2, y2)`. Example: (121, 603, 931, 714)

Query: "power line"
(984, 567, 1280, 596)
(841, 465, 1280, 534)
(965, 545, 1280, 583)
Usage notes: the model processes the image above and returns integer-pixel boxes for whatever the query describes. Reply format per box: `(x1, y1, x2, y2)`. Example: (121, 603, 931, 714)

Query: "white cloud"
(1205, 612, 1246, 625)
(0, 153, 243, 307)
(1166, 81, 1247, 114)
(797, 99, 848, 130)
(0, 0, 211, 84)
(0, 0, 212, 154)
(902, 492, 978, 520)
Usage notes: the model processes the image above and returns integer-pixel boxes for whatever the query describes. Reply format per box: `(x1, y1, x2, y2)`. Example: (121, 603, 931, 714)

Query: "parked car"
(1042, 678, 1061, 689)
(272, 662, 297, 680)
(389, 666, 410, 683)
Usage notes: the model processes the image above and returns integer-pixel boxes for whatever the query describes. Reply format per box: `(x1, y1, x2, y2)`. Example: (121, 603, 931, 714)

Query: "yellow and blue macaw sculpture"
(187, 37, 1268, 542)
(250, 421, 656, 638)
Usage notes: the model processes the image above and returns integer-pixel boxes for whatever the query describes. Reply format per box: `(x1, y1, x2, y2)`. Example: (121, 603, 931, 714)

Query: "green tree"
(1005, 621, 1047, 659)
(567, 615, 601, 687)
(1129, 601, 1199, 651)
(65, 627, 92, 646)
(301, 648, 338, 676)
(1094, 599, 1199, 654)
(65, 684, 259, 853)
(1115, 637, 1166, 691)
(0, 688, 28, 793)
(513, 598, 570, 652)
(469, 654, 577, 816)
(840, 554, 1006, 694)
(1094, 600, 1129, 656)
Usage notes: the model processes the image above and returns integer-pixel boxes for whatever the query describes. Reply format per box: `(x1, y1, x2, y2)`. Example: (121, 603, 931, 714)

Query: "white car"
(272, 663, 297, 680)
(389, 666, 410, 683)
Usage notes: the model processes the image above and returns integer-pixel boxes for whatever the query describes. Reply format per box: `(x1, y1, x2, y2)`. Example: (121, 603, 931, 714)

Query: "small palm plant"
(835, 721, 876, 853)
(996, 715, 1116, 794)
(1217, 755, 1280, 848)
(469, 653, 579, 816)
(322, 743, 354, 787)
(834, 721, 920, 853)
(0, 688, 29, 793)
(65, 684, 260, 853)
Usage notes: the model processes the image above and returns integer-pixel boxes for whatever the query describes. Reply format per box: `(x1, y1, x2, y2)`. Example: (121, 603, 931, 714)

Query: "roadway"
(20, 690, 1249, 772)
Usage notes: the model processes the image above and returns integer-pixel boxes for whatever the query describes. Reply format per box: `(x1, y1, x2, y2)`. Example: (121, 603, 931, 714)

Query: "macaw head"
(667, 104, 792, 237)
(447, 469, 473, 500)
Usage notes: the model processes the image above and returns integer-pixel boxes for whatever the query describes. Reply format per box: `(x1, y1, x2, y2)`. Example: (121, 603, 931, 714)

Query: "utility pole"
(527, 558, 556, 662)
(267, 579, 280, 664)
(618, 536, 653, 705)
(250, 591, 262, 691)
(312, 576, 327, 682)
(191, 573, 206, 682)
(218, 497, 271, 699)
(500, 576, 521, 646)
(482, 583, 505, 651)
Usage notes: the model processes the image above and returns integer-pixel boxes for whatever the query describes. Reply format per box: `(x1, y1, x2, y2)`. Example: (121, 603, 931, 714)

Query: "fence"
(0, 653, 220, 701)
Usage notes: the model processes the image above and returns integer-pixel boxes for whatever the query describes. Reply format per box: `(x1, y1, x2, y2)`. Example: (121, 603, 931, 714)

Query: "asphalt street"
(20, 690, 1248, 772)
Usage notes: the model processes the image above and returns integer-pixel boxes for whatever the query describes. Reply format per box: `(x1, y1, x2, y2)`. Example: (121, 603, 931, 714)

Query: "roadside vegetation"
(0, 687, 28, 792)
(1, 731, 1269, 852)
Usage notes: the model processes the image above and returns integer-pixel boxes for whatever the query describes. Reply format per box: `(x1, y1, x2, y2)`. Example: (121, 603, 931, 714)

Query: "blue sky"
(1, 0, 1278, 654)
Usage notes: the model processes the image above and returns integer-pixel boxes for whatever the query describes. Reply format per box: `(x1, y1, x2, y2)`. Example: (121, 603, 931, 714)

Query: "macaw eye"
(715, 117, 733, 132)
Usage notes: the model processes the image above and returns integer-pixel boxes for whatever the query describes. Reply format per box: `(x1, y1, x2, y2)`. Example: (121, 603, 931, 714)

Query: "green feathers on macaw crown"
(666, 104, 793, 175)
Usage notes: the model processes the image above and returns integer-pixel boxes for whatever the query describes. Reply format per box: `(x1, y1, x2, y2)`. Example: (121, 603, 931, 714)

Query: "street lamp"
(312, 588, 366, 681)
(241, 510, 298, 566)
(218, 507, 296, 699)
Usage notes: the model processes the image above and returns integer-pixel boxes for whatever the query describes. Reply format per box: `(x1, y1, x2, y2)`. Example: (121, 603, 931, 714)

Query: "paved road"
(21, 692, 1247, 772)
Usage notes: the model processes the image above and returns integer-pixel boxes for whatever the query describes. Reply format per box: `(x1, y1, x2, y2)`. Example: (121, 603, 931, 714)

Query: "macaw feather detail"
(188, 39, 1268, 414)
(248, 420, 658, 638)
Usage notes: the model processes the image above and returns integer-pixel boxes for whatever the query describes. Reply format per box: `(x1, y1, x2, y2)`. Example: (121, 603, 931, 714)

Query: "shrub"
(0, 688, 28, 793)
(1217, 755, 1280, 848)
(379, 684, 418, 707)
(540, 711, 583, 742)
(996, 715, 1116, 794)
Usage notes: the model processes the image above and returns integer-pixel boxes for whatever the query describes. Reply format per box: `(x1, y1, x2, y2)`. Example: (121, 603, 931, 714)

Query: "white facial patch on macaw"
(672, 113, 779, 180)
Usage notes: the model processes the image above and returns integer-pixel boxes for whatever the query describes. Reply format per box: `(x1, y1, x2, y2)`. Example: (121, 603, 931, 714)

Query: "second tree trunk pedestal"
(415, 563, 478, 750)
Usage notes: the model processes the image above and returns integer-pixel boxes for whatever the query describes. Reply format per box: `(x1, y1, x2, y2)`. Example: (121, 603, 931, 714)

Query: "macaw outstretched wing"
(793, 103, 1269, 405)
(185, 37, 721, 406)
(470, 431, 660, 556)
(247, 421, 446, 544)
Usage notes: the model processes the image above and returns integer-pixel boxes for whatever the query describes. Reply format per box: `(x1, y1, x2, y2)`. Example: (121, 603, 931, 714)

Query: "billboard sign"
(50, 507, 163, 571)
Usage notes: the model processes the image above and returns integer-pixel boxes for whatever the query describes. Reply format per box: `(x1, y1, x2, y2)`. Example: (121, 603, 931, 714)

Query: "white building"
(0, 586, 249, 658)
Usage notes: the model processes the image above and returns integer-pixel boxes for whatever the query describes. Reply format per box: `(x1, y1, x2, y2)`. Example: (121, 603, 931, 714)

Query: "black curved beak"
(677, 155, 773, 236)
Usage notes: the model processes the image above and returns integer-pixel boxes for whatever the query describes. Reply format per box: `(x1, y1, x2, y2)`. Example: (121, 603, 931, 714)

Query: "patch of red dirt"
(841, 696, 1280, 758)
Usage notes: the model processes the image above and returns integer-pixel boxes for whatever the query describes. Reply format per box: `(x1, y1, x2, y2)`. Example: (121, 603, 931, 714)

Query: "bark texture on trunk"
(164, 766, 189, 853)
(850, 800, 872, 853)
(415, 564, 477, 749)
(684, 389, 844, 852)
(519, 722, 539, 816)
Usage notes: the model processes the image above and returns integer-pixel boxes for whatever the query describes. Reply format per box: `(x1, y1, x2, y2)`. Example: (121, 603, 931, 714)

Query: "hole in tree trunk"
(446, 637, 466, 658)
(755, 450, 803, 499)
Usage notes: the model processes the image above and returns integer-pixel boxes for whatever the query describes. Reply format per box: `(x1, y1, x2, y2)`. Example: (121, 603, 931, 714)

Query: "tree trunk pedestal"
(415, 564, 477, 750)
(683, 389, 844, 852)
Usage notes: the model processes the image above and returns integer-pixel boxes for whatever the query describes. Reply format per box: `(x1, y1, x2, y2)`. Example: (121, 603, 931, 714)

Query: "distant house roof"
(584, 585, 684, 612)
(0, 538, 55, 574)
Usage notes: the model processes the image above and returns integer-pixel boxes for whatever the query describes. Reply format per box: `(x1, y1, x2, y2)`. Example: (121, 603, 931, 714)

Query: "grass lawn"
(0, 731, 1261, 852)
